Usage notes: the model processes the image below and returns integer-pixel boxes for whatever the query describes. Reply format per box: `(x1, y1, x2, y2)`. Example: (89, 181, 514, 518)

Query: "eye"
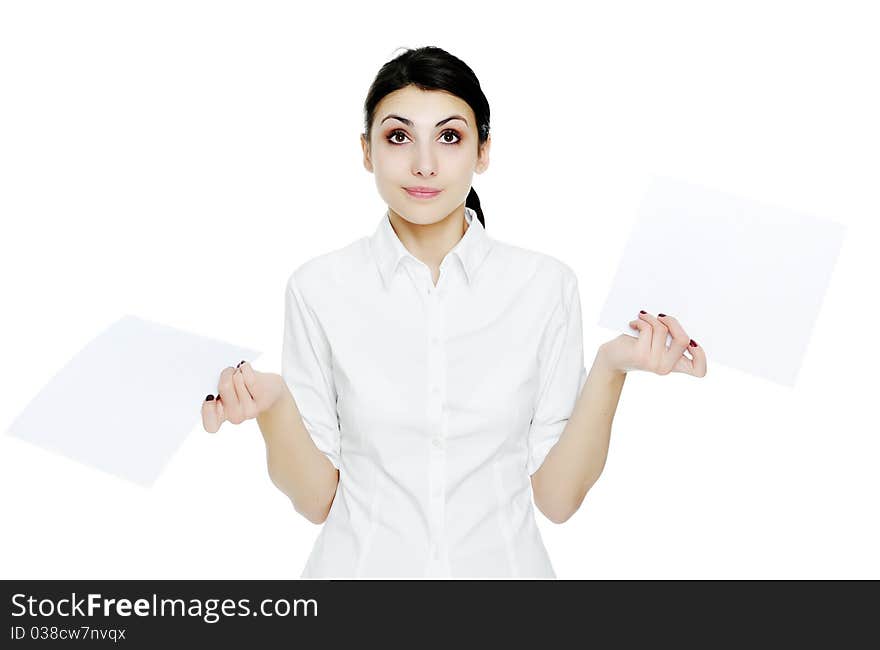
(440, 129, 461, 144)
(387, 129, 408, 144)
(385, 129, 462, 146)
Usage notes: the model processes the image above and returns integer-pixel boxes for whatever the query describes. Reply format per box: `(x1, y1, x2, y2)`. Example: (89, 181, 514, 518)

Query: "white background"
(1, 0, 877, 579)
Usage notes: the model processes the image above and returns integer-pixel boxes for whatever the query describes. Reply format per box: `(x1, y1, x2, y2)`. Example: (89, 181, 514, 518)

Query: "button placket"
(425, 273, 448, 562)
(426, 283, 447, 432)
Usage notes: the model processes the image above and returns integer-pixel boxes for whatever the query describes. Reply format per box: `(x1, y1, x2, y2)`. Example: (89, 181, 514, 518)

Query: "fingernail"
(689, 339, 697, 347)
(658, 313, 666, 317)
(239, 360, 246, 366)
(639, 310, 646, 314)
(236, 361, 242, 368)
(205, 394, 214, 401)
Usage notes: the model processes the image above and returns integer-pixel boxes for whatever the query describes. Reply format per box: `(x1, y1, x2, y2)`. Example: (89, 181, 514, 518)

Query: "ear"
(475, 134, 491, 174)
(361, 133, 373, 173)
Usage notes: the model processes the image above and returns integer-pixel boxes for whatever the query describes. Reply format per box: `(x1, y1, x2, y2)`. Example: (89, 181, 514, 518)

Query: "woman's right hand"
(201, 361, 283, 433)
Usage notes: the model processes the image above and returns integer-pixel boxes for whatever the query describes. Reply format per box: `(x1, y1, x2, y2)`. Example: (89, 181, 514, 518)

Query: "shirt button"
(432, 437, 443, 448)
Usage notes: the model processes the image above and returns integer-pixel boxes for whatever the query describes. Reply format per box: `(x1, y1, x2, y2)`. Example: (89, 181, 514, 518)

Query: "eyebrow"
(380, 114, 469, 128)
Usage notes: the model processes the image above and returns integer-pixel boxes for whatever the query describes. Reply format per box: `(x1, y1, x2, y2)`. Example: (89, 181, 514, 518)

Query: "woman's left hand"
(599, 311, 707, 378)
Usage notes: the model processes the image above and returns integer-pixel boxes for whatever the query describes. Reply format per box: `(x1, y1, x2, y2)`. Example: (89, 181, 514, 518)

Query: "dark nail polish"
(658, 313, 666, 317)
(205, 394, 214, 401)
(689, 339, 697, 347)
(639, 310, 647, 314)
(236, 361, 242, 368)
(239, 360, 245, 367)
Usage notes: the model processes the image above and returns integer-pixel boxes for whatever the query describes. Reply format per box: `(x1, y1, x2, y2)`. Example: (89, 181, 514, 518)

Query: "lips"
(404, 186, 442, 198)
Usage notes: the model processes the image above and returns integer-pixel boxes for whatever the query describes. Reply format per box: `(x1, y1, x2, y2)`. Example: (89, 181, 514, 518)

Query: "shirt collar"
(370, 206, 492, 289)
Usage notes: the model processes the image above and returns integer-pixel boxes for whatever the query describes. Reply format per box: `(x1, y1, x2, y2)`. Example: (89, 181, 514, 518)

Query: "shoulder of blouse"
(492, 239, 579, 296)
(287, 236, 368, 296)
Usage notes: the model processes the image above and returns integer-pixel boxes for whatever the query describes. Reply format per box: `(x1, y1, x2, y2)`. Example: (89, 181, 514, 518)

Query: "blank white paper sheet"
(6, 315, 261, 486)
(598, 176, 846, 386)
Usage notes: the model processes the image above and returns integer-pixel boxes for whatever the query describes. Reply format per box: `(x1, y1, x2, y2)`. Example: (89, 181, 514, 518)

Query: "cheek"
(446, 143, 477, 165)
(370, 154, 405, 178)
(445, 153, 477, 178)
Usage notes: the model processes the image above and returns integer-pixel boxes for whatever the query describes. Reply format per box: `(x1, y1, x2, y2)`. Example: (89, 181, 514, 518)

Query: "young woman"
(201, 46, 707, 579)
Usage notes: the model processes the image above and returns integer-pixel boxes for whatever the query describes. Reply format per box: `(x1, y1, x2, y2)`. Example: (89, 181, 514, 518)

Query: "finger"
(232, 362, 257, 419)
(238, 360, 259, 399)
(656, 313, 690, 375)
(629, 316, 652, 362)
(232, 361, 254, 401)
(684, 337, 707, 378)
(213, 392, 226, 424)
(638, 310, 667, 370)
(201, 394, 222, 433)
(217, 366, 242, 423)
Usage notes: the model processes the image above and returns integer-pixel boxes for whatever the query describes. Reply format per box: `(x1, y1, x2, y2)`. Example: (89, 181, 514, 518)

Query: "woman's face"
(361, 85, 490, 226)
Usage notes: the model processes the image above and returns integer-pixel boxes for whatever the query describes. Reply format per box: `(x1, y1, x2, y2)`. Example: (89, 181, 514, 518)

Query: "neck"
(388, 205, 469, 270)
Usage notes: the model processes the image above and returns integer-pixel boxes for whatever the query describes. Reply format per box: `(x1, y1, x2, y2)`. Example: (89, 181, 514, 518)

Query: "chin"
(402, 207, 455, 224)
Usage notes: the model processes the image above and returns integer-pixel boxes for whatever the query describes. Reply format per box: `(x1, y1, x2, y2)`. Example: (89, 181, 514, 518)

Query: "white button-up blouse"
(282, 206, 587, 579)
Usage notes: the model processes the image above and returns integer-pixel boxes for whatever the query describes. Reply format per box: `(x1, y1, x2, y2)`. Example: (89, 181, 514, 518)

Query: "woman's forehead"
(376, 87, 474, 125)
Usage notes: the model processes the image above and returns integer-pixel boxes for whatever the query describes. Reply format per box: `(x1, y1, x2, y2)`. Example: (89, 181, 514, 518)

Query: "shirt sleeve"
(281, 272, 342, 471)
(526, 271, 588, 476)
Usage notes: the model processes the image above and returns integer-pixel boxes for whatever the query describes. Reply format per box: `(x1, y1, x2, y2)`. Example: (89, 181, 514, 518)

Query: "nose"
(411, 141, 438, 177)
